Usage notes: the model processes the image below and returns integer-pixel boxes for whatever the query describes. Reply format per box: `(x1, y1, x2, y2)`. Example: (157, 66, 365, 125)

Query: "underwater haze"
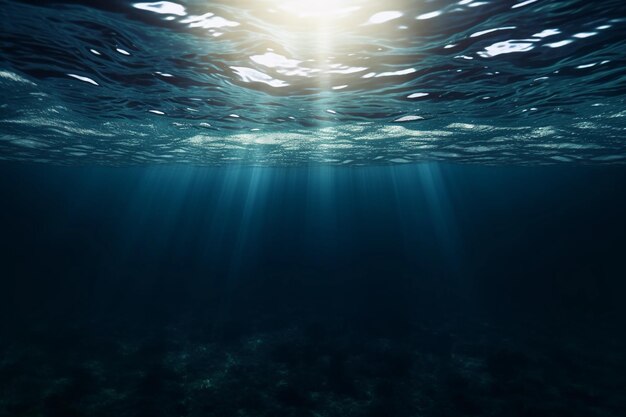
(1, 1, 626, 417)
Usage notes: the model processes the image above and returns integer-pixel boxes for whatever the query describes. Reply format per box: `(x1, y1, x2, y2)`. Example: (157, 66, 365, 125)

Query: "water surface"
(1, 0, 625, 165)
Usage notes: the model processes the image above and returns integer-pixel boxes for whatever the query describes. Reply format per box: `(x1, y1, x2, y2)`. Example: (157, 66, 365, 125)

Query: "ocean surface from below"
(0, 0, 625, 165)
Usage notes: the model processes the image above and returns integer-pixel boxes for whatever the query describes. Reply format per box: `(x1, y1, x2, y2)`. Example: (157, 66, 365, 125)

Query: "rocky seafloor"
(1, 313, 624, 417)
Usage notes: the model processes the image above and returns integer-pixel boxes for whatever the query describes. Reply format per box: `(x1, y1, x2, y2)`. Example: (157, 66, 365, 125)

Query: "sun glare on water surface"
(275, 0, 362, 18)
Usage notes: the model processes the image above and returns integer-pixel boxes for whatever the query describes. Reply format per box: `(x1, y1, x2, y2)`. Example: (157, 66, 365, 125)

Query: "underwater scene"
(1, 0, 626, 416)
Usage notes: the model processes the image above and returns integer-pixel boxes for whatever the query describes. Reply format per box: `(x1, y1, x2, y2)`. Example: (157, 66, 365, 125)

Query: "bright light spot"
(231, 66, 289, 87)
(251, 52, 301, 69)
(67, 74, 99, 86)
(181, 13, 239, 29)
(532, 29, 560, 38)
(374, 68, 416, 78)
(133, 1, 186, 16)
(478, 40, 534, 57)
(416, 10, 442, 20)
(277, 0, 361, 18)
(545, 39, 573, 48)
(512, 0, 538, 9)
(407, 92, 429, 99)
(326, 66, 368, 75)
(394, 115, 424, 122)
(573, 32, 597, 39)
(470, 26, 516, 38)
(0, 71, 36, 85)
(367, 11, 403, 24)
(249, 52, 321, 77)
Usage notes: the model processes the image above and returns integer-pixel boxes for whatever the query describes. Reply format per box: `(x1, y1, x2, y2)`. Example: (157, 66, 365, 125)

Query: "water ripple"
(0, 0, 625, 165)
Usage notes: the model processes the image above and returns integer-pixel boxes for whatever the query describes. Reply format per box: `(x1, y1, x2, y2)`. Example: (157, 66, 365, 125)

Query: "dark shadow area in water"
(0, 162, 625, 416)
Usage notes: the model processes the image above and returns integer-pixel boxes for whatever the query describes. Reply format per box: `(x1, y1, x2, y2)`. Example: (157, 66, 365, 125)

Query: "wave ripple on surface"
(1, 0, 625, 165)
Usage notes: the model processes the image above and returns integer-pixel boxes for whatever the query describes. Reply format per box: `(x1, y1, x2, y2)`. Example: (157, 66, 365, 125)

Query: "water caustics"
(0, 0, 625, 165)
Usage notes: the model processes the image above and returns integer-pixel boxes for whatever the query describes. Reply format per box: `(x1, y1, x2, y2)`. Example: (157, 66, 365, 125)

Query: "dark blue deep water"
(1, 1, 626, 416)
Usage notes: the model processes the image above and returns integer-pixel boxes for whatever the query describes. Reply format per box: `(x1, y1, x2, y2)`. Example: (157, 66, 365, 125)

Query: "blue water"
(1, 1, 626, 417)
(1, 0, 625, 164)
(1, 163, 625, 416)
